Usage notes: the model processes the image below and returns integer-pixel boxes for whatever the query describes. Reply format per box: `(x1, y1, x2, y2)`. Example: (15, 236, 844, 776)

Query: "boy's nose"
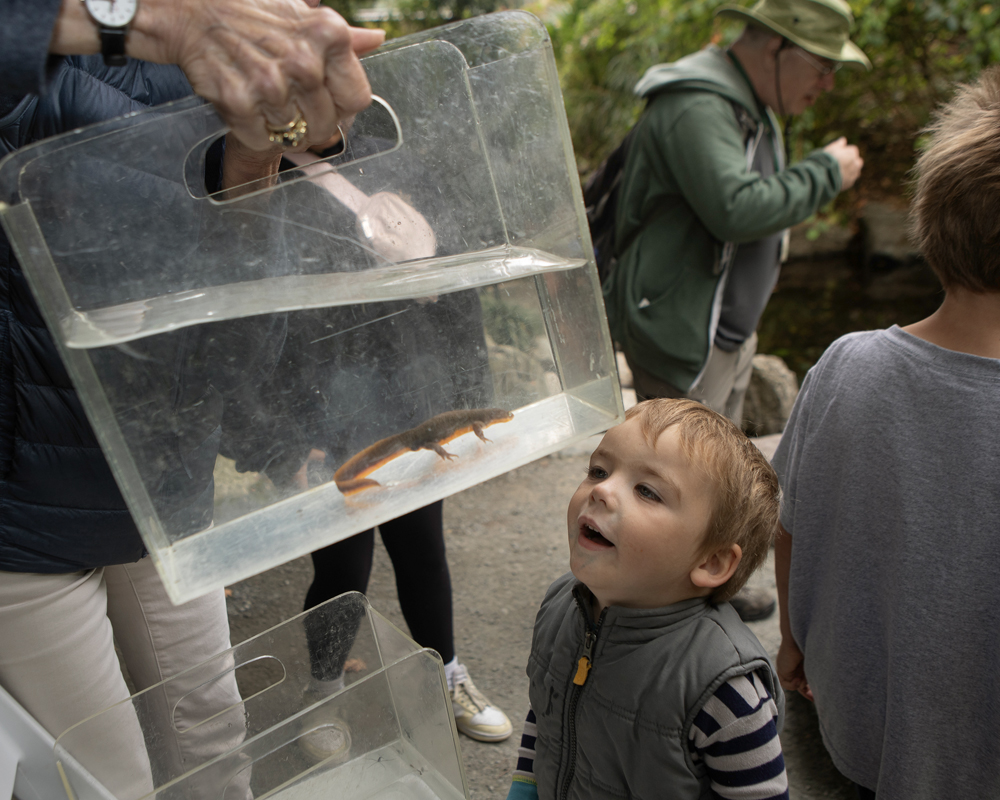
(589, 479, 619, 507)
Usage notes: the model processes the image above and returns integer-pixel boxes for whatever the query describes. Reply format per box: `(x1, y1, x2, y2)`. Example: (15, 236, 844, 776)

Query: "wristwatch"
(83, 0, 138, 66)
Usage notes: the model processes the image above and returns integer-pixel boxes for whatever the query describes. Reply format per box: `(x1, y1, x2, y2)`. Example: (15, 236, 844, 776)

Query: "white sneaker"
(450, 663, 513, 742)
(298, 719, 352, 763)
(298, 677, 352, 763)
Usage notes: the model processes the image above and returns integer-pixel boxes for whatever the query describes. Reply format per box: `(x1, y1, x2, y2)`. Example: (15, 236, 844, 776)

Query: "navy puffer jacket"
(0, 56, 194, 572)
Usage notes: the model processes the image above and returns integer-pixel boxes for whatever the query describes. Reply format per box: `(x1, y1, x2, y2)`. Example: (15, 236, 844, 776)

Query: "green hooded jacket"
(603, 45, 842, 392)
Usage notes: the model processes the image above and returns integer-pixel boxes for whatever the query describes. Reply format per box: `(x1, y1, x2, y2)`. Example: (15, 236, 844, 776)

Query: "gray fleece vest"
(526, 574, 783, 800)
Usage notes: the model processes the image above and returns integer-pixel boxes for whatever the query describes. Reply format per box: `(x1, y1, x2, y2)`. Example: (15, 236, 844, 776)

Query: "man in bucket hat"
(602, 0, 868, 621)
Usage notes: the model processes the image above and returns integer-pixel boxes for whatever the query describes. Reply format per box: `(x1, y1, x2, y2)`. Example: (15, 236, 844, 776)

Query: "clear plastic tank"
(0, 12, 622, 603)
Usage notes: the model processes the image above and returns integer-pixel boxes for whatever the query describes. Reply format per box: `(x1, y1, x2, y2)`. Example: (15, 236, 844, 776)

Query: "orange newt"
(333, 407, 514, 495)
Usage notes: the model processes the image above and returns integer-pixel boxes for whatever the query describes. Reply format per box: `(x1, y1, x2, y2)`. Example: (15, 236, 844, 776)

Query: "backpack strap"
(716, 101, 766, 276)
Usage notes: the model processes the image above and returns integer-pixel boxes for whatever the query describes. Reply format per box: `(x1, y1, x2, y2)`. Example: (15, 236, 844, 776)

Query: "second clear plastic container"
(54, 593, 467, 800)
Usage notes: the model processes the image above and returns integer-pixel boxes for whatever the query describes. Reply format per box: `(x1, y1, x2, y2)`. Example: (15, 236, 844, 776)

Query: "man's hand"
(356, 192, 437, 263)
(776, 636, 814, 701)
(823, 137, 863, 191)
(773, 523, 812, 700)
(52, 0, 385, 151)
(292, 449, 328, 491)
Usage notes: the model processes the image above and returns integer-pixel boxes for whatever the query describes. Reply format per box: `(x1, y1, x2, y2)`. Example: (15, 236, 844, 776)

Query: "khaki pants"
(628, 332, 757, 426)
(0, 557, 245, 799)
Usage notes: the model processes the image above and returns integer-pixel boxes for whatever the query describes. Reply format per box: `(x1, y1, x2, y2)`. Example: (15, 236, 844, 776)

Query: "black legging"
(304, 500, 455, 673)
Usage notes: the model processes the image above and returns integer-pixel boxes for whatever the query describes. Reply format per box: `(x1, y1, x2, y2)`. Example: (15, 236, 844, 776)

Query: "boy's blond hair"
(625, 398, 779, 602)
(910, 65, 1000, 292)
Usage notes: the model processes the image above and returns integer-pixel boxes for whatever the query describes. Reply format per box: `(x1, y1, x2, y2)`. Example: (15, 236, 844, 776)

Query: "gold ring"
(267, 110, 308, 148)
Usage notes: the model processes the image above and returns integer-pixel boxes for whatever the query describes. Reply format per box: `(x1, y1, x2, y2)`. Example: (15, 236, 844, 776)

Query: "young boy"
(773, 66, 1000, 800)
(507, 398, 788, 800)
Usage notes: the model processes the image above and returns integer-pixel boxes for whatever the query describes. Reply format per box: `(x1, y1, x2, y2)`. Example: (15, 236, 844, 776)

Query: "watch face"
(85, 0, 137, 27)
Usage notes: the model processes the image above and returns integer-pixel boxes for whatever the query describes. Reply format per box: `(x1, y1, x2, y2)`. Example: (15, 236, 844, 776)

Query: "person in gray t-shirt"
(772, 66, 1000, 800)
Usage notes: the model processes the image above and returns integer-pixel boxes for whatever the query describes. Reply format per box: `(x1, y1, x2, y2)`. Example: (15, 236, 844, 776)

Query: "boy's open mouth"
(580, 522, 613, 548)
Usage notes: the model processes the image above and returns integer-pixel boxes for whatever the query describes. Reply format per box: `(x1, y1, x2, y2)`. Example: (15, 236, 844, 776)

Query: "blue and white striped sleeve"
(506, 707, 539, 800)
(688, 671, 789, 800)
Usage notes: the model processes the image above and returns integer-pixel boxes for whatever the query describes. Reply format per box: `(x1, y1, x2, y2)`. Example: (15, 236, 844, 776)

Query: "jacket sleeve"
(647, 93, 841, 244)
(0, 0, 71, 97)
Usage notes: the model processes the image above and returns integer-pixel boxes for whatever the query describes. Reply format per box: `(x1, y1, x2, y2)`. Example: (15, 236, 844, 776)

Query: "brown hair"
(625, 398, 780, 602)
(910, 65, 1000, 292)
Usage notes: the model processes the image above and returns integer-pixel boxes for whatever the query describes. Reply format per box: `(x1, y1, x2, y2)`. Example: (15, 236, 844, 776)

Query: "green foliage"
(545, 0, 1000, 185)
(789, 0, 1000, 195)
(323, 0, 1000, 190)
(392, 0, 511, 32)
(545, 0, 725, 172)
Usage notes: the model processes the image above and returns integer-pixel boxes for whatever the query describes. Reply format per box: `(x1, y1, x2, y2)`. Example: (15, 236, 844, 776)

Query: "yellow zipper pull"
(573, 630, 596, 686)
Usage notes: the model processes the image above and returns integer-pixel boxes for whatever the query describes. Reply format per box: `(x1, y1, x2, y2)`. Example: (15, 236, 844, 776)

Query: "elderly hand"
(824, 137, 863, 191)
(52, 0, 385, 151)
(138, 0, 385, 150)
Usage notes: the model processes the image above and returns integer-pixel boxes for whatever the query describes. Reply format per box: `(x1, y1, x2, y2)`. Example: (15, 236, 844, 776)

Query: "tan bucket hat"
(716, 0, 872, 70)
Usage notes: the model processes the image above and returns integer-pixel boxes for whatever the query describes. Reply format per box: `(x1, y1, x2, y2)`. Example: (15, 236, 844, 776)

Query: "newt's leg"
(472, 422, 492, 443)
(428, 443, 458, 460)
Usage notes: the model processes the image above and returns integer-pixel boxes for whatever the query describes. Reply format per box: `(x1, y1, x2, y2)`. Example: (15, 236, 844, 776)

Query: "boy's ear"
(690, 543, 742, 590)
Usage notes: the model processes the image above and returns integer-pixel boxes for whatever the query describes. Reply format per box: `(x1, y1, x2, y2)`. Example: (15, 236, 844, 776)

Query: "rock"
(742, 355, 799, 436)
(859, 201, 922, 271)
(750, 433, 783, 462)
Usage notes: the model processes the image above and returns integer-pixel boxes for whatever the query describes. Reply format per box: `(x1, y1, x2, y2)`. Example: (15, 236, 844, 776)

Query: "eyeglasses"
(794, 47, 843, 77)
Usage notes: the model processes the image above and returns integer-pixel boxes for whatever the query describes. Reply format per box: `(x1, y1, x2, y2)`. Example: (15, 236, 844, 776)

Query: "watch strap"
(99, 26, 128, 66)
